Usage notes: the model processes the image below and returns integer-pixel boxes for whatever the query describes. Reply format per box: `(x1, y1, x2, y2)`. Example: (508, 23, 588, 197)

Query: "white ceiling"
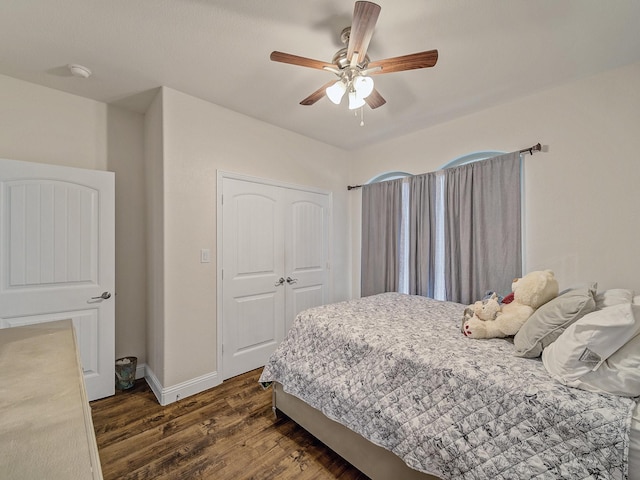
(2, 0, 640, 150)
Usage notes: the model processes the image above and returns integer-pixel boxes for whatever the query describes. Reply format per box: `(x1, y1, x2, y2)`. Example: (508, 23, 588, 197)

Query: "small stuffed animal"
(483, 290, 504, 303)
(473, 293, 502, 322)
(463, 270, 559, 339)
(460, 293, 502, 332)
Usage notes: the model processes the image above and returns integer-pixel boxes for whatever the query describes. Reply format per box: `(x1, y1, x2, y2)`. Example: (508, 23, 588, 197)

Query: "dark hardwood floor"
(91, 368, 368, 480)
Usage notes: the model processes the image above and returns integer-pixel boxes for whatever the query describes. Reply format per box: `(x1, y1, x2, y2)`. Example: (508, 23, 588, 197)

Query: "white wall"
(157, 87, 351, 388)
(0, 74, 148, 365)
(350, 61, 640, 296)
(144, 90, 165, 384)
(0, 74, 107, 170)
(107, 105, 148, 364)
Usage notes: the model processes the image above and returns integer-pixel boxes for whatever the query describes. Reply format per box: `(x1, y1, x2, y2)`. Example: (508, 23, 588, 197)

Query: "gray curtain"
(408, 172, 438, 297)
(361, 178, 404, 296)
(443, 152, 522, 304)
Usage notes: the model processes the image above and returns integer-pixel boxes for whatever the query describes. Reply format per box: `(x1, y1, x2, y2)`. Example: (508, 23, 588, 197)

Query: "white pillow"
(595, 288, 634, 310)
(542, 303, 640, 397)
(576, 334, 640, 397)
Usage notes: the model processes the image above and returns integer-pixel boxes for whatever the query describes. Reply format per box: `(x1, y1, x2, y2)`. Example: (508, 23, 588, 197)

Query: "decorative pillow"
(595, 288, 634, 310)
(542, 303, 640, 397)
(513, 283, 597, 358)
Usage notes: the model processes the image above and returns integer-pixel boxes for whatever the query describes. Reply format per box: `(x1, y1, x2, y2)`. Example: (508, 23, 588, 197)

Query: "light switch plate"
(200, 248, 211, 263)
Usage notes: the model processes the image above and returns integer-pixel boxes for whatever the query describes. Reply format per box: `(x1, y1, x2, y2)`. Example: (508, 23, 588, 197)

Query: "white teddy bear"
(460, 293, 502, 333)
(463, 270, 559, 339)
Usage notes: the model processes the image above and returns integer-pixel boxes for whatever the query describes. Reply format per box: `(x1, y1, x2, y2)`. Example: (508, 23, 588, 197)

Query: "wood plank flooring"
(91, 368, 368, 480)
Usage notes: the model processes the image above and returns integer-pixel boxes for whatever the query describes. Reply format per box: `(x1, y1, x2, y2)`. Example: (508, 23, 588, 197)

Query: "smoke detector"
(68, 64, 92, 78)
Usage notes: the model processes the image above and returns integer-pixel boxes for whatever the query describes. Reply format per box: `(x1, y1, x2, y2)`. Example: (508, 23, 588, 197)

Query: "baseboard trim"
(144, 366, 221, 406)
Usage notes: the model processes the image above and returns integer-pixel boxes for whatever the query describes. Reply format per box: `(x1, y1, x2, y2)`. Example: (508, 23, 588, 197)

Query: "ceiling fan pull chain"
(360, 106, 365, 127)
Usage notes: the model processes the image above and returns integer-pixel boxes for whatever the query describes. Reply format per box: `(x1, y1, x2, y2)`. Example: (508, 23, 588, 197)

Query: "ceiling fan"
(270, 1, 438, 110)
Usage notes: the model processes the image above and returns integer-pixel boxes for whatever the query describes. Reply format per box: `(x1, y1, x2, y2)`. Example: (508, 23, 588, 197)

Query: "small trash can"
(115, 356, 137, 390)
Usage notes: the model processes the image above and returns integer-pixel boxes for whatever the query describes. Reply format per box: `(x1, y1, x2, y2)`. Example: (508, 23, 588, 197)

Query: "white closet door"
(284, 190, 330, 332)
(221, 177, 286, 380)
(0, 158, 115, 401)
(220, 174, 331, 380)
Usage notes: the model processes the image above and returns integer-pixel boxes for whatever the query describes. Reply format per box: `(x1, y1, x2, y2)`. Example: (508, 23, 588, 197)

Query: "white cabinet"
(0, 320, 103, 479)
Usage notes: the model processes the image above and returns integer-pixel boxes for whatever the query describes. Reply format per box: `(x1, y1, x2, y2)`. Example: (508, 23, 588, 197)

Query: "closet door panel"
(284, 191, 330, 332)
(221, 178, 285, 380)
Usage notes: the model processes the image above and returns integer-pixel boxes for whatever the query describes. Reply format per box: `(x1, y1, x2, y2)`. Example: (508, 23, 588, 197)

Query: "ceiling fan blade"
(270, 51, 334, 71)
(365, 88, 386, 109)
(300, 80, 338, 106)
(347, 1, 381, 65)
(368, 50, 439, 74)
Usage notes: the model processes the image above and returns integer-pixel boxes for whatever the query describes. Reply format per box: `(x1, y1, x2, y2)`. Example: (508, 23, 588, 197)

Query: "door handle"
(91, 291, 112, 300)
(274, 277, 285, 287)
(286, 277, 298, 285)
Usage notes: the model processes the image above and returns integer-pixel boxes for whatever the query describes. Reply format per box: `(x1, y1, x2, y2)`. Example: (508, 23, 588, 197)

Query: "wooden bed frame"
(273, 382, 440, 480)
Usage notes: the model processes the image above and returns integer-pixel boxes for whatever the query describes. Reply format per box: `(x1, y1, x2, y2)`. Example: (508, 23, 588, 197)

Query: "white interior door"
(0, 158, 115, 401)
(284, 190, 330, 332)
(220, 174, 331, 380)
(221, 177, 286, 379)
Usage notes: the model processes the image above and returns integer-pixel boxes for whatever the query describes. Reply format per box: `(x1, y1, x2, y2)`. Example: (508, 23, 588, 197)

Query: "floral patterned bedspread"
(259, 293, 635, 480)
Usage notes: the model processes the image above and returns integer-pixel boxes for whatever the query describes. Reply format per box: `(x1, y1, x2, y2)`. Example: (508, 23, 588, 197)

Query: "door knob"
(286, 277, 298, 285)
(274, 277, 285, 286)
(91, 291, 112, 300)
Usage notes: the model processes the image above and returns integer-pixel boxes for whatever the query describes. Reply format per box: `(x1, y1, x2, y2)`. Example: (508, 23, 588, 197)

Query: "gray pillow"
(513, 283, 597, 358)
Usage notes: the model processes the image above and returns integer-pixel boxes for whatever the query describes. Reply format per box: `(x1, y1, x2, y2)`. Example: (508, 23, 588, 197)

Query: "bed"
(259, 292, 640, 480)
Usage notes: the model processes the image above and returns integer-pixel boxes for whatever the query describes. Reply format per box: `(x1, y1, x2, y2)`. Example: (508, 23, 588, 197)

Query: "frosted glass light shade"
(354, 75, 374, 99)
(326, 81, 347, 104)
(348, 90, 366, 110)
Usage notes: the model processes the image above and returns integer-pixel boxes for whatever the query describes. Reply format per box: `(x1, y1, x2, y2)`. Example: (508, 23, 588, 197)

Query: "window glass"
(440, 151, 506, 169)
(368, 171, 412, 183)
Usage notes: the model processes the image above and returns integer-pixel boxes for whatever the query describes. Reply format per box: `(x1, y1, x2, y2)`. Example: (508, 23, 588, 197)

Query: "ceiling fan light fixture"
(270, 1, 437, 112)
(353, 75, 374, 100)
(326, 80, 347, 105)
(348, 89, 366, 110)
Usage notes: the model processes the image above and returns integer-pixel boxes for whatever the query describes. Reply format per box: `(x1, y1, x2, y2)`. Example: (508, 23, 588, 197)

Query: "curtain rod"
(519, 142, 542, 155)
(347, 142, 542, 191)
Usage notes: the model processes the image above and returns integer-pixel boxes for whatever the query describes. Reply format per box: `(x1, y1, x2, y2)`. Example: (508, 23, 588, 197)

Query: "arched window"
(440, 151, 506, 169)
(432, 151, 508, 298)
(368, 171, 412, 183)
(367, 171, 412, 293)
(366, 152, 512, 299)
